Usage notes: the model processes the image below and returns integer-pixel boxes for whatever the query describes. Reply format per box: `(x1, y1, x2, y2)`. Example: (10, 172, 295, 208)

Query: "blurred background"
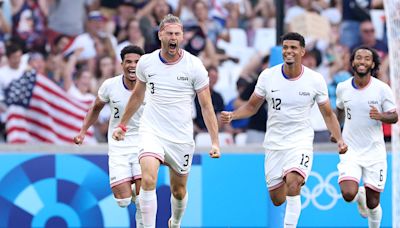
(0, 0, 399, 227)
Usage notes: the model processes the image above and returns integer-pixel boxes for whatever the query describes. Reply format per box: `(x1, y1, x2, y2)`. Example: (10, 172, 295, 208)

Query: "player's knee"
(141, 175, 157, 189)
(341, 190, 357, 202)
(366, 197, 380, 209)
(286, 181, 302, 195)
(171, 186, 186, 200)
(115, 197, 132, 208)
(271, 197, 285, 206)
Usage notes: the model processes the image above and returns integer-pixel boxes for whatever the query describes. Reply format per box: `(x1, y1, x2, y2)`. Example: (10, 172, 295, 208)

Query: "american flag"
(4, 70, 97, 144)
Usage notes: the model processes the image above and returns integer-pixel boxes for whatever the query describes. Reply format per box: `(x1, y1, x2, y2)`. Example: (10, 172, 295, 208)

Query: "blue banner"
(0, 152, 392, 227)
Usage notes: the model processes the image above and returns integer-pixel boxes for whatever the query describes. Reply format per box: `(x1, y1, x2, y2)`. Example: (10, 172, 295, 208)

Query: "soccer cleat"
(357, 186, 368, 218)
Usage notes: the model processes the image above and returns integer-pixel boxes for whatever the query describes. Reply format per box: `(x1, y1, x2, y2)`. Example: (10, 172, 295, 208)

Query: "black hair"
(120, 45, 145, 61)
(306, 48, 322, 67)
(350, 46, 381, 76)
(281, 32, 305, 47)
(5, 42, 23, 57)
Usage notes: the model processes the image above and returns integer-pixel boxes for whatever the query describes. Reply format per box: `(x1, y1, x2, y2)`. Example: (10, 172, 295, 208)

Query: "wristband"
(118, 124, 127, 132)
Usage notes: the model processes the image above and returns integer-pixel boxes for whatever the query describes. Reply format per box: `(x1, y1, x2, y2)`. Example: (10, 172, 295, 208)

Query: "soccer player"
(73, 45, 145, 227)
(336, 46, 398, 228)
(112, 14, 220, 228)
(221, 32, 348, 227)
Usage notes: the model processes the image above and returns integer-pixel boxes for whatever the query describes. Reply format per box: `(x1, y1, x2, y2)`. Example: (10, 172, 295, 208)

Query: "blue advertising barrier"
(0, 151, 392, 227)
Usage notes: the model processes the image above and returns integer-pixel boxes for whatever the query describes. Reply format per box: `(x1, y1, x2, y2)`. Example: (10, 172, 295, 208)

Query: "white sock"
(170, 193, 188, 228)
(139, 188, 157, 228)
(368, 204, 382, 228)
(351, 191, 360, 203)
(284, 195, 301, 228)
(135, 196, 144, 228)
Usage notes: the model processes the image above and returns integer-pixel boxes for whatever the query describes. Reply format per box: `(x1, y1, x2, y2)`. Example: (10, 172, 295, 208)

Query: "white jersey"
(255, 64, 329, 150)
(98, 75, 144, 154)
(336, 77, 396, 161)
(136, 49, 209, 143)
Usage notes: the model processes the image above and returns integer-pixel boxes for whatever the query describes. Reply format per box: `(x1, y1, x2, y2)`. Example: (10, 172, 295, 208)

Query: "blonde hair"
(159, 14, 182, 31)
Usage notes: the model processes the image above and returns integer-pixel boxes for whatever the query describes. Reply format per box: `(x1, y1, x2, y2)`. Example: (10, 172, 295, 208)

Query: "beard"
(352, 65, 371, 77)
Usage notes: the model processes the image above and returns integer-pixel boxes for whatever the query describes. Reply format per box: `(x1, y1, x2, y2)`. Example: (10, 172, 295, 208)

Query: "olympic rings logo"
(301, 171, 342, 210)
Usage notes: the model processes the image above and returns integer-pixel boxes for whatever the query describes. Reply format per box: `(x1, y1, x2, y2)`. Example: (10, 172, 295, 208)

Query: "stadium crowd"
(0, 0, 390, 144)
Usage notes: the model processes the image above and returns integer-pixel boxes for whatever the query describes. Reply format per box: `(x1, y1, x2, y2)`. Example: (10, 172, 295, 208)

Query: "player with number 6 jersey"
(336, 46, 398, 228)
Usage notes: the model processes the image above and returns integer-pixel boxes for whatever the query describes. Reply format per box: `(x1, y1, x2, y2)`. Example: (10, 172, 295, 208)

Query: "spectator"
(112, 0, 136, 42)
(224, 77, 250, 134)
(0, 8, 11, 66)
(236, 54, 270, 144)
(0, 42, 27, 103)
(116, 18, 145, 60)
(66, 10, 118, 74)
(27, 52, 46, 75)
(302, 48, 331, 142)
(339, 0, 382, 49)
(352, 20, 388, 58)
(0, 42, 27, 141)
(194, 66, 225, 134)
(95, 55, 116, 89)
(11, 0, 47, 53)
(190, 0, 225, 44)
(46, 0, 98, 44)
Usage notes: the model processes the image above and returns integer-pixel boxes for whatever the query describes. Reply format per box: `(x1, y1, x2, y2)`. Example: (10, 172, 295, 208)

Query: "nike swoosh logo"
(344, 100, 351, 103)
(271, 89, 279, 92)
(148, 74, 156, 77)
(112, 100, 120, 103)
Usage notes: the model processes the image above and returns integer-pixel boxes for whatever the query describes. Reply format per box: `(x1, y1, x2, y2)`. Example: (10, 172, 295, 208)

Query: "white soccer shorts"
(265, 148, 313, 191)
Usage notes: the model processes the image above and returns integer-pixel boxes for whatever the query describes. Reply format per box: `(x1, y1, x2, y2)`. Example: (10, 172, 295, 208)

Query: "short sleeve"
(97, 79, 110, 103)
(381, 84, 396, 112)
(254, 72, 267, 98)
(136, 56, 147, 83)
(192, 58, 209, 91)
(335, 82, 344, 110)
(315, 74, 329, 104)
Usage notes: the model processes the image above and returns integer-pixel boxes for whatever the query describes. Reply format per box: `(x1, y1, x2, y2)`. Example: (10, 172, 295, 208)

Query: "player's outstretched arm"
(112, 80, 146, 141)
(221, 92, 264, 124)
(74, 97, 106, 144)
(197, 87, 220, 158)
(318, 101, 348, 154)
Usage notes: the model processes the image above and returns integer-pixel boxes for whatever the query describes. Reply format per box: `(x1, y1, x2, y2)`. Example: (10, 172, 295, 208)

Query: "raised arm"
(319, 101, 348, 154)
(221, 92, 264, 123)
(74, 97, 106, 144)
(112, 80, 146, 140)
(197, 87, 220, 158)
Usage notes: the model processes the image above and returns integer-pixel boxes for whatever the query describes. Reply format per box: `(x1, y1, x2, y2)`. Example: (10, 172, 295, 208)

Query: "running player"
(221, 32, 348, 227)
(74, 45, 145, 227)
(336, 46, 398, 228)
(112, 14, 220, 228)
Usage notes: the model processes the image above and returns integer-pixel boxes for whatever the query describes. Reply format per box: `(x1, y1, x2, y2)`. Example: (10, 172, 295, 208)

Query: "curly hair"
(350, 46, 381, 77)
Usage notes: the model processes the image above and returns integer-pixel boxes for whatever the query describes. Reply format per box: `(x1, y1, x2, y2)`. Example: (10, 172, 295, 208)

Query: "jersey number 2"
(114, 107, 119, 118)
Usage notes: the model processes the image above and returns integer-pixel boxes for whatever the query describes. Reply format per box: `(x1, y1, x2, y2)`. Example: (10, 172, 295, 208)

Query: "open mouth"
(357, 65, 367, 71)
(127, 69, 136, 76)
(169, 42, 177, 49)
